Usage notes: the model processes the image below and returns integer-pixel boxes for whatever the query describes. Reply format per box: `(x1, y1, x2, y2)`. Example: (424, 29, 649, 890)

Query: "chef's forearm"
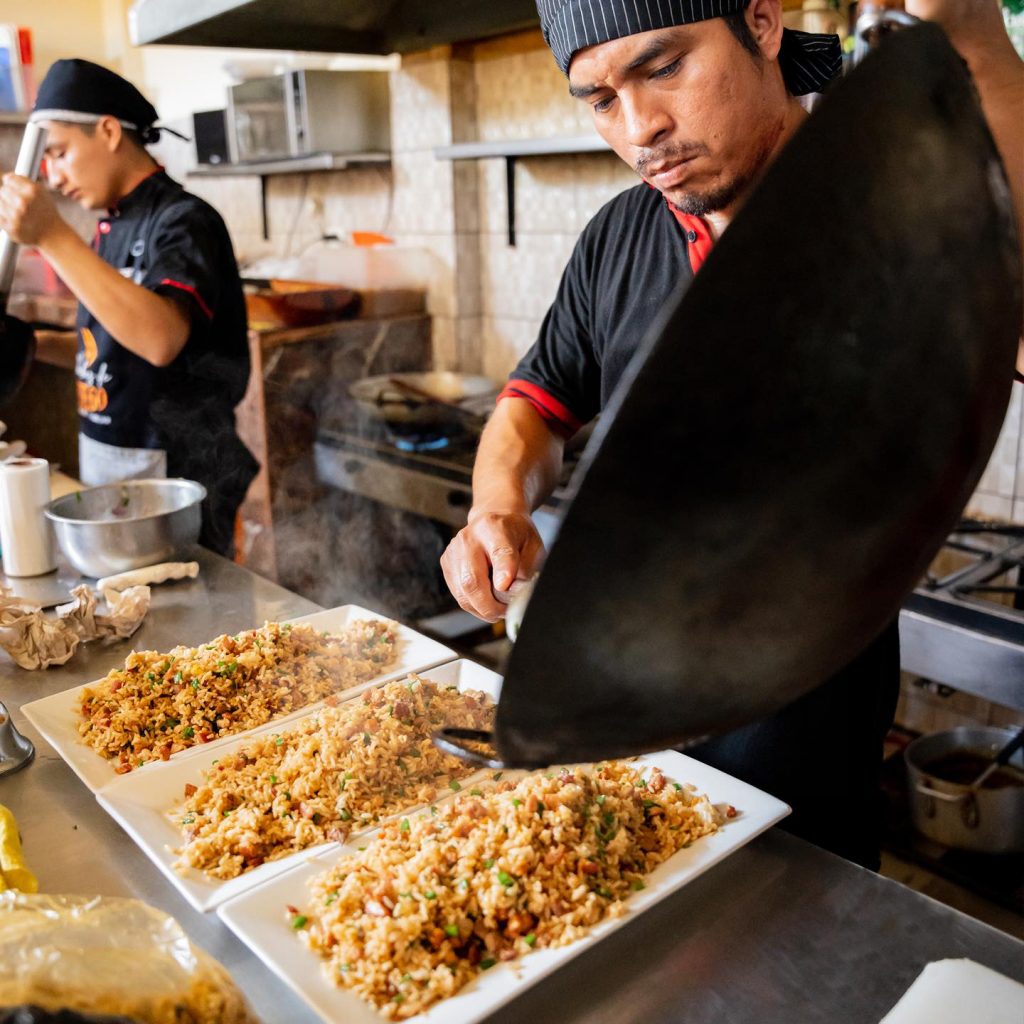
(37, 224, 189, 367)
(470, 398, 564, 519)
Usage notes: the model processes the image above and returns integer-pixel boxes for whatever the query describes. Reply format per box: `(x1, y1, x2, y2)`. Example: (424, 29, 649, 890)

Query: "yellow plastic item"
(0, 804, 38, 893)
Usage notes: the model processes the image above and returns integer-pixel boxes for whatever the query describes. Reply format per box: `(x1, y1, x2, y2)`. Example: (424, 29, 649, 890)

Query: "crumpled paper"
(57, 585, 151, 643)
(0, 585, 151, 670)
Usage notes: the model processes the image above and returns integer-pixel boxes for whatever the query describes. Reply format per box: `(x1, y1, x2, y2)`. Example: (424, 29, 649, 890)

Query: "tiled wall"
(183, 28, 1024, 524)
(897, 673, 1023, 735)
(968, 380, 1024, 523)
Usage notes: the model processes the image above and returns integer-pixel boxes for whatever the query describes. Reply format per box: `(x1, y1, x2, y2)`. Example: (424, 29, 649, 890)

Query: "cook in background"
(442, 0, 899, 870)
(904, 0, 1024, 376)
(0, 60, 258, 556)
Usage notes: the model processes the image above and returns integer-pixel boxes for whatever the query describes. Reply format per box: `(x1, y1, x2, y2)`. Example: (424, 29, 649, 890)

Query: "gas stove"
(900, 520, 1024, 711)
(313, 419, 577, 531)
(315, 404, 1024, 704)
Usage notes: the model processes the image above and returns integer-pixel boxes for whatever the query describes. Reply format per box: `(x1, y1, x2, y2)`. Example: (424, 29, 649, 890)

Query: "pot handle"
(913, 781, 966, 803)
(914, 781, 980, 829)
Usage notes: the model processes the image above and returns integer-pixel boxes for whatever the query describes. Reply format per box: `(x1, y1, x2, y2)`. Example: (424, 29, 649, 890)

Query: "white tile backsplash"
(391, 152, 455, 234)
(480, 233, 579, 321)
(390, 50, 454, 152)
(966, 492, 1014, 521)
(482, 316, 545, 382)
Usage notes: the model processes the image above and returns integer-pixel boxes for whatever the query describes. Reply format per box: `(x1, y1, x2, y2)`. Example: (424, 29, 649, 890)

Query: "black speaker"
(192, 108, 229, 165)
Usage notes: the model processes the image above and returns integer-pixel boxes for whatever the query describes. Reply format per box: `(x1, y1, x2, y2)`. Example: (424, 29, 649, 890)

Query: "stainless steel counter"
(3, 547, 1022, 1023)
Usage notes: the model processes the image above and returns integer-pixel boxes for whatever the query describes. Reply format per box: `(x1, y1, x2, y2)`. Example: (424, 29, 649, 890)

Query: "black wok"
(437, 25, 1023, 768)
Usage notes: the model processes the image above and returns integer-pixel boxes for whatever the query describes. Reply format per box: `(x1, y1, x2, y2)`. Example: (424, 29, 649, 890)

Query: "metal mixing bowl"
(44, 479, 206, 578)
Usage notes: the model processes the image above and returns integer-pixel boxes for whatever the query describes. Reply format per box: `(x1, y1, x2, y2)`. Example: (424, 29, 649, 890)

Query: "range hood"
(129, 0, 540, 53)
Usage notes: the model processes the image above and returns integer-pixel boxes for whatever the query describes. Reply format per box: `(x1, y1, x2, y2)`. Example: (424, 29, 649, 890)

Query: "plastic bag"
(0, 1007, 136, 1023)
(0, 894, 260, 1024)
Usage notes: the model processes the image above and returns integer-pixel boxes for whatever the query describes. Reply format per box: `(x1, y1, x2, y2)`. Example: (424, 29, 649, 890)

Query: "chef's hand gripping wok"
(435, 25, 1022, 769)
(0, 120, 47, 409)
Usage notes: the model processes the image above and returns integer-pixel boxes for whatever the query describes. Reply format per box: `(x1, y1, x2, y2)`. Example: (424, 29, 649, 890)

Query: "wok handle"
(0, 120, 48, 306)
(432, 727, 511, 769)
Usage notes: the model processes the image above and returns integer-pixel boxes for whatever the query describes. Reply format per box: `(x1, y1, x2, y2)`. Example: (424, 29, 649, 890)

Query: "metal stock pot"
(905, 727, 1024, 853)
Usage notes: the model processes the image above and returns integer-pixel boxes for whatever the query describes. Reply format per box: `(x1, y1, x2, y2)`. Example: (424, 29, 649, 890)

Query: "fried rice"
(295, 761, 721, 1019)
(173, 676, 495, 880)
(78, 619, 397, 773)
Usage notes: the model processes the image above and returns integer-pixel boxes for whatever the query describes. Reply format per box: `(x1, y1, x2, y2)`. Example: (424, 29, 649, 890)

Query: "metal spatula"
(0, 120, 47, 408)
(436, 25, 1022, 769)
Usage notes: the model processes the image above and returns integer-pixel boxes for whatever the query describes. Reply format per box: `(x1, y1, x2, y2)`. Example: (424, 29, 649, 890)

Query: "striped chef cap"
(536, 0, 842, 95)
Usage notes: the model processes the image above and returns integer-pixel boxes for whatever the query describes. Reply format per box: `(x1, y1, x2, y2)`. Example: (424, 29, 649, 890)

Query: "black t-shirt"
(507, 183, 703, 432)
(75, 169, 250, 454)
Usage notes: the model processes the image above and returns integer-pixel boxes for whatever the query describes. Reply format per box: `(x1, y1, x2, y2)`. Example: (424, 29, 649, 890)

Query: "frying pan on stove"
(436, 25, 1023, 768)
(349, 371, 496, 431)
(0, 121, 47, 408)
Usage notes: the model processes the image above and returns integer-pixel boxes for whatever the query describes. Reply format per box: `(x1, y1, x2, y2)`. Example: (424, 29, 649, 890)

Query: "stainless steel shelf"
(433, 135, 611, 160)
(188, 151, 390, 177)
(187, 151, 390, 240)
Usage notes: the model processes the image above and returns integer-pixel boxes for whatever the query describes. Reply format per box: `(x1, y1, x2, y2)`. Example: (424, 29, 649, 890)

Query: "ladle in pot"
(967, 726, 1024, 792)
(0, 120, 47, 408)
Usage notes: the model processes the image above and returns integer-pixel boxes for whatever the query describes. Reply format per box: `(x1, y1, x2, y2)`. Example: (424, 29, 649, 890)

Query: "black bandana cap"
(29, 58, 173, 144)
(536, 0, 842, 95)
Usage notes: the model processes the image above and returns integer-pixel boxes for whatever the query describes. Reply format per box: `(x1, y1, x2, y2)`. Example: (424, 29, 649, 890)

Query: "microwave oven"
(227, 69, 390, 164)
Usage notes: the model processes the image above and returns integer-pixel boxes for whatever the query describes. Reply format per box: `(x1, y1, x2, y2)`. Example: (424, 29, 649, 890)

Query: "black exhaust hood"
(130, 0, 541, 53)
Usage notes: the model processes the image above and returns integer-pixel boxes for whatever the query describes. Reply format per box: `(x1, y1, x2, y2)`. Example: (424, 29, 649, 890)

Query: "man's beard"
(637, 132, 775, 217)
(667, 175, 750, 217)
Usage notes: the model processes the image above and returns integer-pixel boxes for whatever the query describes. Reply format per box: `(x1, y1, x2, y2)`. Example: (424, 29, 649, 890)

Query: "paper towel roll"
(0, 458, 56, 577)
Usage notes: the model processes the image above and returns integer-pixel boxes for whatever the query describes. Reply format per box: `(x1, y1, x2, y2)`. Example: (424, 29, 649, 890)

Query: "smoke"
(273, 488, 454, 621)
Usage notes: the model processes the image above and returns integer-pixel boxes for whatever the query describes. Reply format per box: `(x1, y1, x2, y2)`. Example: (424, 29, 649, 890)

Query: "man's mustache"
(635, 143, 708, 176)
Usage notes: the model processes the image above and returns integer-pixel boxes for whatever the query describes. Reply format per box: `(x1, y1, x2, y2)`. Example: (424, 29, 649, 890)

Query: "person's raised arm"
(904, 0, 1024, 374)
(441, 397, 564, 621)
(0, 174, 189, 367)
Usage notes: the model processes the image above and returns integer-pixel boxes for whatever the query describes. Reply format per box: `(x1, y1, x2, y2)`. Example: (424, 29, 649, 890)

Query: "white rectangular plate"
(95, 659, 503, 913)
(218, 750, 790, 1024)
(22, 605, 455, 794)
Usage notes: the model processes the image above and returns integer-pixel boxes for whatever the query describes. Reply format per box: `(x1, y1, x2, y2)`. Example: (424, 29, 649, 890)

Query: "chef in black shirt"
(442, 0, 899, 868)
(0, 59, 257, 556)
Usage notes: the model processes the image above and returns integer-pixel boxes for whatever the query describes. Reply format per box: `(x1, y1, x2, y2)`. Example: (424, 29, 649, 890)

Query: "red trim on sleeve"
(160, 278, 213, 320)
(498, 380, 583, 438)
